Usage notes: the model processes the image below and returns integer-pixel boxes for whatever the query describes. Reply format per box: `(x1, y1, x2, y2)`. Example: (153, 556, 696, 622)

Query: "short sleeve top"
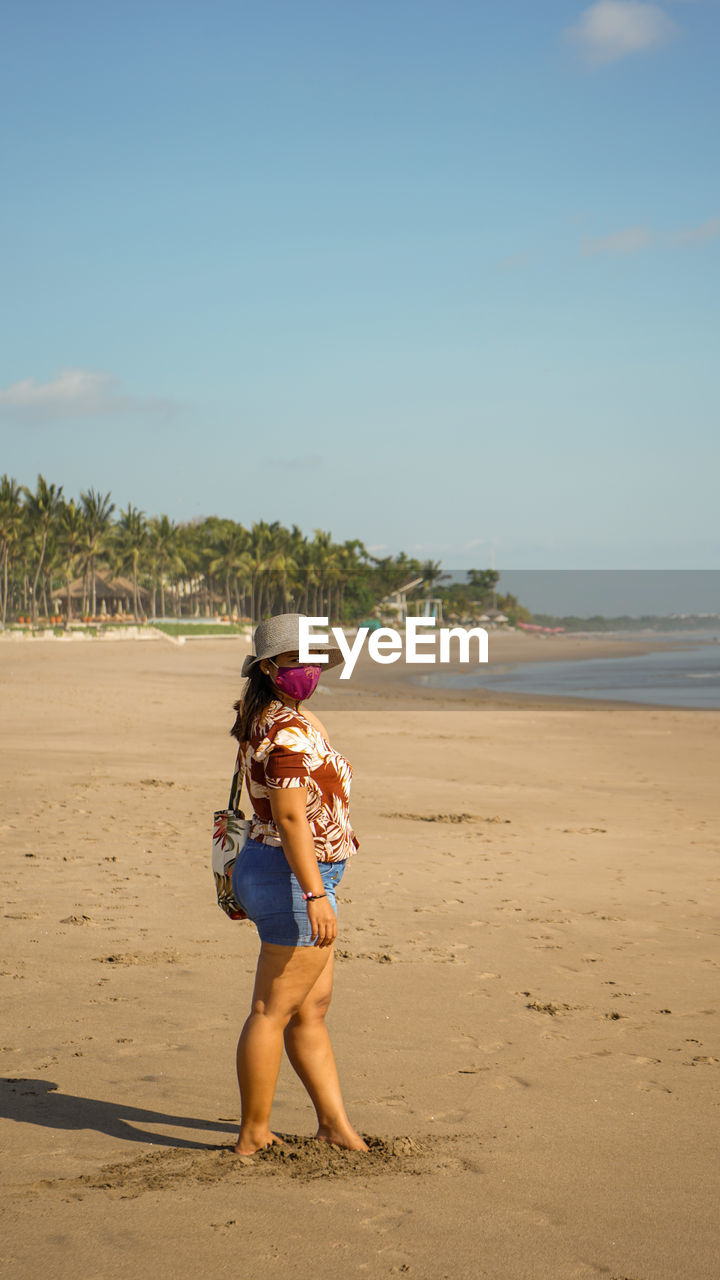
(239, 699, 359, 864)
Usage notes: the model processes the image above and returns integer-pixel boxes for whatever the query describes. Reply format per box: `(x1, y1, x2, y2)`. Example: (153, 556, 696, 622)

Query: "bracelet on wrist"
(302, 891, 327, 902)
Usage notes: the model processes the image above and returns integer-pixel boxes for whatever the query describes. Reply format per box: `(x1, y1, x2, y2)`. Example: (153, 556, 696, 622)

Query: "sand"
(1, 633, 719, 1280)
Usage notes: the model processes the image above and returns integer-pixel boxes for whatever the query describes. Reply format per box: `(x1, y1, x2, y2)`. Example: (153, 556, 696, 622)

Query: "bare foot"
(316, 1123, 368, 1152)
(233, 1129, 285, 1156)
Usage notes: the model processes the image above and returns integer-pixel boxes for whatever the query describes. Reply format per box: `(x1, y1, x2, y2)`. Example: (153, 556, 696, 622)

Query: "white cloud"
(566, 2, 677, 63)
(672, 215, 720, 245)
(583, 225, 656, 254)
(583, 215, 720, 254)
(0, 368, 172, 420)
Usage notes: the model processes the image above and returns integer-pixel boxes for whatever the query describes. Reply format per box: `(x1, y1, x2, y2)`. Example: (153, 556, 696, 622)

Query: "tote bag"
(212, 751, 250, 920)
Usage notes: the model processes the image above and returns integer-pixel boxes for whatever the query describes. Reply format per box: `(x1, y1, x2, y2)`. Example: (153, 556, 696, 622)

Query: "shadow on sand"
(0, 1078, 235, 1150)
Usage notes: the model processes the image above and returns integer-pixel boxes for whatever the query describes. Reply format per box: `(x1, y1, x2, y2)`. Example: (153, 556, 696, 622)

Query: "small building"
(56, 573, 151, 618)
(378, 578, 446, 624)
(477, 608, 509, 627)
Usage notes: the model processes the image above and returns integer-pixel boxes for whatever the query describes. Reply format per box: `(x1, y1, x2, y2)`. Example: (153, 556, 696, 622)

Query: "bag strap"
(228, 746, 246, 812)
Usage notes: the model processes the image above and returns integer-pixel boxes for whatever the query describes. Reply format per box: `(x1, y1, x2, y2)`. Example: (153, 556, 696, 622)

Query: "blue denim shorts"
(231, 837, 346, 947)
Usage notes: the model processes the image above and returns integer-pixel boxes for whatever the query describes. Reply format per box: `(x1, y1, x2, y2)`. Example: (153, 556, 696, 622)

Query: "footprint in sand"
(94, 950, 182, 966)
(472, 1039, 510, 1055)
(489, 1076, 532, 1091)
(349, 950, 398, 964)
(359, 1207, 411, 1231)
(382, 811, 478, 824)
(523, 997, 577, 1016)
(430, 1107, 472, 1122)
(420, 944, 467, 963)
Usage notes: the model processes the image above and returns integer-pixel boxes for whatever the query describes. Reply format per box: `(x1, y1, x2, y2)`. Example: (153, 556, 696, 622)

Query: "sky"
(1, 0, 718, 581)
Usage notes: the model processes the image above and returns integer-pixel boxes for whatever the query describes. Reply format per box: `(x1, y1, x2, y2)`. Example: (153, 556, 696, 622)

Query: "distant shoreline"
(314, 629, 717, 712)
(3, 623, 716, 712)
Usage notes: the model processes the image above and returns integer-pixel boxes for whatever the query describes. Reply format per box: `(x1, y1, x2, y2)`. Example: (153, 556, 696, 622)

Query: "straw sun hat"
(241, 613, 343, 678)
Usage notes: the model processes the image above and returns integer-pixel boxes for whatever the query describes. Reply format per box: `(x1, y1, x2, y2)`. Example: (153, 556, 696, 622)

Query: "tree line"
(0, 473, 512, 627)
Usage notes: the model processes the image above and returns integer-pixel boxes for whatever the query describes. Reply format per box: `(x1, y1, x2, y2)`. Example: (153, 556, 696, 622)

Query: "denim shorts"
(231, 837, 346, 947)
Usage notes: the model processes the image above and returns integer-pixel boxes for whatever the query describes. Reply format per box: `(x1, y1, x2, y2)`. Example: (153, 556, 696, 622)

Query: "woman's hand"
(306, 896, 337, 947)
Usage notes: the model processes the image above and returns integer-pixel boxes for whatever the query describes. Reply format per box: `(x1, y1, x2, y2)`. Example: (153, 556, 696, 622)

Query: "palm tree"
(14, 517, 33, 616)
(0, 474, 472, 629)
(114, 505, 149, 619)
(209, 522, 249, 616)
(177, 522, 206, 617)
(249, 520, 275, 622)
(182, 518, 219, 617)
(22, 475, 64, 622)
(292, 531, 317, 614)
(420, 559, 450, 607)
(264, 526, 298, 616)
(39, 525, 63, 620)
(311, 530, 341, 618)
(337, 538, 370, 621)
(149, 515, 185, 617)
(57, 499, 86, 626)
(80, 489, 115, 618)
(467, 568, 499, 600)
(0, 475, 23, 627)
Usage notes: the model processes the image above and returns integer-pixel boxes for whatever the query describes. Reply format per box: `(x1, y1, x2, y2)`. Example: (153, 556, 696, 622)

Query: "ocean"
(414, 631, 720, 710)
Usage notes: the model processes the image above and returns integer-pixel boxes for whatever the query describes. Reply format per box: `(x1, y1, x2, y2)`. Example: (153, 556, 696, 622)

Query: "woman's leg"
(235, 941, 332, 1155)
(283, 952, 368, 1151)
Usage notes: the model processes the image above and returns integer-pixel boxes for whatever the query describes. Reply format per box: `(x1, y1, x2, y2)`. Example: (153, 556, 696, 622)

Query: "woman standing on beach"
(228, 613, 367, 1156)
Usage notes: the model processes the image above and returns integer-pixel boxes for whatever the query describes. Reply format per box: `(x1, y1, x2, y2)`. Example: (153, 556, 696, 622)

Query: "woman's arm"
(268, 787, 337, 947)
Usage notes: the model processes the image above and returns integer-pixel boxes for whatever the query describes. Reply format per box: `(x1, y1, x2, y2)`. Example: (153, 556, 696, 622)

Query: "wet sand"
(1, 635, 718, 1279)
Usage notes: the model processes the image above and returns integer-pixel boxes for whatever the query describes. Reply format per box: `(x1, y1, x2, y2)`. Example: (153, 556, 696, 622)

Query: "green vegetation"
(1, 473, 519, 628)
(433, 569, 530, 626)
(532, 614, 720, 632)
(152, 622, 249, 636)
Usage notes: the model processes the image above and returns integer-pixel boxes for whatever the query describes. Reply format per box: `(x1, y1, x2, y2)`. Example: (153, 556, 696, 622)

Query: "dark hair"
(230, 663, 277, 744)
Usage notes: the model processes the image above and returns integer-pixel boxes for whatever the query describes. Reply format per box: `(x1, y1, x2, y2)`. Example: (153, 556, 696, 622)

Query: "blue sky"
(1, 0, 718, 572)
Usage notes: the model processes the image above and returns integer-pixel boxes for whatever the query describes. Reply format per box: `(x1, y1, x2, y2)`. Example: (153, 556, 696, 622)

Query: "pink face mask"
(269, 662, 322, 701)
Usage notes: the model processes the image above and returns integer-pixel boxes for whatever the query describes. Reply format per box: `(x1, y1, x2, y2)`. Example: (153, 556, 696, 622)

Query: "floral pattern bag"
(212, 751, 250, 920)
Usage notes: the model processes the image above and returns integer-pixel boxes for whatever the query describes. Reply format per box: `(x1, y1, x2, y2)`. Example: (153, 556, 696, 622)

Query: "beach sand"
(1, 634, 718, 1279)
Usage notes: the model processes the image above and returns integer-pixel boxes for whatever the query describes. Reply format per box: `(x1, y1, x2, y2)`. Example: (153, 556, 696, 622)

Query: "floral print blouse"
(239, 699, 359, 864)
